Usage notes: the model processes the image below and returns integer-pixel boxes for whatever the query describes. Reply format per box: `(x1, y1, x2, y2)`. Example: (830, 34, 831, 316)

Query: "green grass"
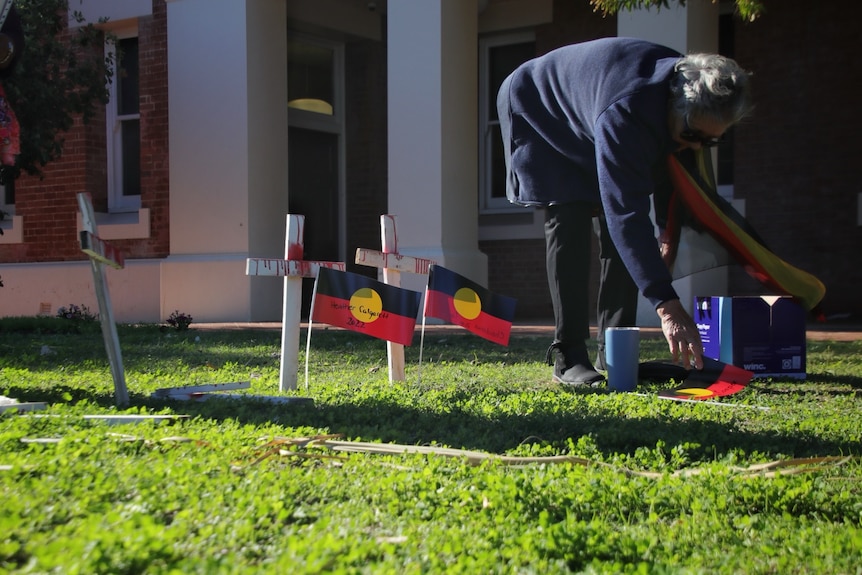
(1, 321, 861, 574)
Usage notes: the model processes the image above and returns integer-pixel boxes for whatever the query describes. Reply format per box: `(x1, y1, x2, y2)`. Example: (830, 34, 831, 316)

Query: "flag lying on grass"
(424, 264, 516, 346)
(312, 267, 421, 346)
(656, 357, 754, 400)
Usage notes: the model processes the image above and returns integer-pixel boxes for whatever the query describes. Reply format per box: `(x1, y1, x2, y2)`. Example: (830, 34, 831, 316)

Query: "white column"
(387, 0, 488, 293)
(246, 0, 290, 320)
(618, 0, 724, 326)
(617, 0, 718, 54)
(163, 0, 287, 321)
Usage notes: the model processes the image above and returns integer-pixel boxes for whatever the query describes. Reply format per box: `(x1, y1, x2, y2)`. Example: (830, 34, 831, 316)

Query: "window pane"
(488, 41, 534, 121)
(288, 39, 334, 115)
(117, 37, 139, 115)
(0, 178, 15, 212)
(2, 178, 13, 205)
(716, 128, 734, 186)
(490, 124, 507, 199)
(288, 126, 340, 317)
(717, 12, 734, 186)
(121, 119, 141, 196)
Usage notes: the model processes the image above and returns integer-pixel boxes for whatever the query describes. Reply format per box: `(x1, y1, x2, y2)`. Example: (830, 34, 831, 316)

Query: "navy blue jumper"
(497, 37, 682, 308)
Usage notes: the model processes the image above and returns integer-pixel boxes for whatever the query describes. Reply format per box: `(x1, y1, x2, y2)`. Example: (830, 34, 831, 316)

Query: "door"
(287, 34, 344, 318)
(288, 126, 340, 317)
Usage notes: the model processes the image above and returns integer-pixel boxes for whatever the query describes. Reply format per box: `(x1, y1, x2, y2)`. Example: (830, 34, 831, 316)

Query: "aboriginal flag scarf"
(657, 148, 825, 312)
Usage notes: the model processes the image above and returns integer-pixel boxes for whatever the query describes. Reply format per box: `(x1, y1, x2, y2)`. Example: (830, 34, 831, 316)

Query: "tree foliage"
(2, 0, 114, 181)
(589, 0, 765, 22)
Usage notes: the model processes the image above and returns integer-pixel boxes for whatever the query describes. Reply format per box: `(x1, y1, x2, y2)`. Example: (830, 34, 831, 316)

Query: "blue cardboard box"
(694, 296, 806, 379)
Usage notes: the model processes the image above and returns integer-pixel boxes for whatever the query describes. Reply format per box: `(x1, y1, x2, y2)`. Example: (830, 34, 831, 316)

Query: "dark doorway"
(288, 126, 340, 318)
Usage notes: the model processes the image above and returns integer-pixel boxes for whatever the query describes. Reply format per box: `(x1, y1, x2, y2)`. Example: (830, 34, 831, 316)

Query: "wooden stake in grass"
(246, 214, 345, 391)
(354, 215, 435, 381)
(77, 193, 129, 407)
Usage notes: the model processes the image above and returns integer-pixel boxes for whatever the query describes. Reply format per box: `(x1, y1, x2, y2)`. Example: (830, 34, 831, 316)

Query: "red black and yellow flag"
(662, 150, 825, 311)
(424, 265, 516, 346)
(657, 357, 753, 401)
(312, 267, 421, 346)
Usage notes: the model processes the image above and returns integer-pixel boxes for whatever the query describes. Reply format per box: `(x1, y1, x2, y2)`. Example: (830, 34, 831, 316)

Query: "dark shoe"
(546, 342, 605, 388)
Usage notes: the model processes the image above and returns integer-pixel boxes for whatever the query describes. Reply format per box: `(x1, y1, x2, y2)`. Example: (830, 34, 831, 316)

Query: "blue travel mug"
(605, 327, 640, 392)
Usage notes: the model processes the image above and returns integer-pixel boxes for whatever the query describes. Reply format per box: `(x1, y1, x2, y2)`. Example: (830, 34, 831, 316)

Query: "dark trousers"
(544, 203, 639, 365)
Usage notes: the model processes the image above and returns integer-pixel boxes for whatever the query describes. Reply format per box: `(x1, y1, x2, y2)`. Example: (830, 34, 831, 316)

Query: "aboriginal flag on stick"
(311, 267, 421, 346)
(424, 264, 516, 346)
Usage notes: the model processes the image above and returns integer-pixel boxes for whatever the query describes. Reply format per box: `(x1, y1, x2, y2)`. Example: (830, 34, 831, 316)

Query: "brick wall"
(733, 0, 862, 317)
(135, 0, 170, 259)
(481, 238, 554, 320)
(2, 0, 169, 264)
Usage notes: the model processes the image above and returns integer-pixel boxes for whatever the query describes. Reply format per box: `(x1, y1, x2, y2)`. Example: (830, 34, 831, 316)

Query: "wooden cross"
(354, 214, 435, 381)
(77, 193, 129, 407)
(246, 214, 345, 391)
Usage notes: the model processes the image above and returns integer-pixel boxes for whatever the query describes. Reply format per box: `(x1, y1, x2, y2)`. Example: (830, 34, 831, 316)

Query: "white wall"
(167, 0, 249, 256)
(617, 0, 718, 54)
(387, 0, 488, 296)
(163, 0, 288, 321)
(0, 260, 161, 322)
(247, 0, 290, 319)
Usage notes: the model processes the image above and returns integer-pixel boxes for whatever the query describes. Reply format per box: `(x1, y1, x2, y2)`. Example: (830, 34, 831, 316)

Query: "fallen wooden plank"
(152, 381, 251, 400)
(0, 401, 48, 413)
(82, 414, 191, 425)
(218, 394, 313, 405)
(26, 414, 190, 425)
(150, 382, 311, 405)
(20, 437, 63, 444)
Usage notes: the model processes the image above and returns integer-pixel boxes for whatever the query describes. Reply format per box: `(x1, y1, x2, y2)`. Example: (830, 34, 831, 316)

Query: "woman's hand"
(656, 298, 704, 369)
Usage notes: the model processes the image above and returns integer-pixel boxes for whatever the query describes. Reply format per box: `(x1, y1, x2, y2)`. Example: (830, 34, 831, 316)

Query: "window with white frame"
(287, 34, 343, 132)
(478, 32, 535, 214)
(106, 33, 141, 212)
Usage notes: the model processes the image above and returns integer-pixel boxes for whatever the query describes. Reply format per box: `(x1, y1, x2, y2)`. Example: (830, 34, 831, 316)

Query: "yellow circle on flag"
(350, 288, 382, 323)
(453, 287, 482, 320)
(674, 388, 714, 398)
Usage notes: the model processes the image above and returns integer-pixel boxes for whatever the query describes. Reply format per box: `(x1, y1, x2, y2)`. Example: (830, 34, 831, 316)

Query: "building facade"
(0, 0, 859, 324)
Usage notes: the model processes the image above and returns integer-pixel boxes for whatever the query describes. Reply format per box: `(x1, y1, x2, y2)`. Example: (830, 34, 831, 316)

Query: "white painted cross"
(354, 214, 435, 381)
(77, 193, 129, 407)
(246, 214, 345, 391)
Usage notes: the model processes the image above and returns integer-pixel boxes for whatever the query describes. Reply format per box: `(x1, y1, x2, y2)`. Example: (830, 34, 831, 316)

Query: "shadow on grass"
(0, 328, 550, 375)
(747, 374, 862, 394)
(3, 329, 859, 463)
(157, 393, 860, 461)
(5, 381, 858, 462)
(3, 383, 122, 409)
(0, 328, 285, 375)
(799, 373, 862, 388)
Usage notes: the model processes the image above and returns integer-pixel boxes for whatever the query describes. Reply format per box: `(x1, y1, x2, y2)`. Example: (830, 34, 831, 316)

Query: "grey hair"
(670, 53, 754, 125)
